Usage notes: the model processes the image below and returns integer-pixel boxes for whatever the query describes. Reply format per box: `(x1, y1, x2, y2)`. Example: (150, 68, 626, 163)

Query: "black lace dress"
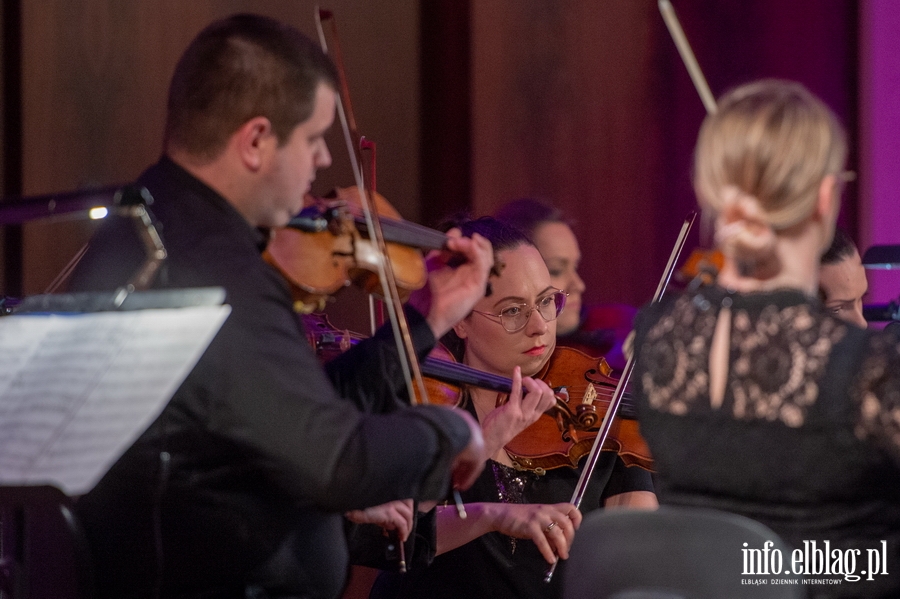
(633, 286, 900, 598)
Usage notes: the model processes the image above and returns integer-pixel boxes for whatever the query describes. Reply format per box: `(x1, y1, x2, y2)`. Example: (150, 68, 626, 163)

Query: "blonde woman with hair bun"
(693, 79, 849, 290)
(632, 80, 900, 598)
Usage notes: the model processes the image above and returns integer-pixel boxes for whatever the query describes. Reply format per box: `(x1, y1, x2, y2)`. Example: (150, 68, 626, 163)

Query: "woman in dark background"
(376, 217, 655, 599)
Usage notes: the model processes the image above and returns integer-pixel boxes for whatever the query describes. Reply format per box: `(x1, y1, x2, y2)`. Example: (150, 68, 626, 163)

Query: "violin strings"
(550, 383, 629, 397)
(550, 384, 635, 409)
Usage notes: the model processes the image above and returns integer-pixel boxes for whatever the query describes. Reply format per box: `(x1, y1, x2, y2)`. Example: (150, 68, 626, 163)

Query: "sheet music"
(0, 304, 230, 495)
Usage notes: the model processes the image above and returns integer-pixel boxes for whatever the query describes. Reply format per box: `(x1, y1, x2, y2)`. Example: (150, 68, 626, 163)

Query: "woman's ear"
(452, 319, 469, 340)
(814, 174, 841, 251)
(815, 174, 840, 222)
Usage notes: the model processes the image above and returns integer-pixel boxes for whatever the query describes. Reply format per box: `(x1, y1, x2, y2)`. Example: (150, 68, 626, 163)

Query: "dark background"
(2, 1, 886, 325)
(1, 2, 897, 596)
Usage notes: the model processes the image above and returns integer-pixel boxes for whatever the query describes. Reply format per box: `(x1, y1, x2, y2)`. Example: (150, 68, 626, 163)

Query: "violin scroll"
(264, 188, 431, 312)
(266, 187, 501, 313)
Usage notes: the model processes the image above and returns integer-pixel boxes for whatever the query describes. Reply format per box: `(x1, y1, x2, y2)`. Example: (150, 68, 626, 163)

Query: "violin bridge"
(340, 330, 352, 352)
(582, 383, 597, 405)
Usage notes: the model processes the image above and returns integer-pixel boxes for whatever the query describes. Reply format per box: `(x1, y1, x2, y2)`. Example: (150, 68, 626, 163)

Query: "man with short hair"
(819, 227, 869, 328)
(70, 14, 492, 599)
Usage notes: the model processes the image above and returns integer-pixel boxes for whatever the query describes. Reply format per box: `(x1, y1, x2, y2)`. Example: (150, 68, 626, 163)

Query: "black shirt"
(69, 157, 472, 599)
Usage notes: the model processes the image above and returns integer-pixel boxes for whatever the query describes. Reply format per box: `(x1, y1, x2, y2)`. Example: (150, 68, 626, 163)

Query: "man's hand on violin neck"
(422, 232, 494, 339)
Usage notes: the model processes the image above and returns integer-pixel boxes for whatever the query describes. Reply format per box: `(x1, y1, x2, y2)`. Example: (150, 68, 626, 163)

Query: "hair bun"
(715, 186, 780, 278)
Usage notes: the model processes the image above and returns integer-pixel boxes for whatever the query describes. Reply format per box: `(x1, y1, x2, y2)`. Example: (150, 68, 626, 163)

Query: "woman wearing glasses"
(494, 198, 635, 370)
(376, 217, 656, 599)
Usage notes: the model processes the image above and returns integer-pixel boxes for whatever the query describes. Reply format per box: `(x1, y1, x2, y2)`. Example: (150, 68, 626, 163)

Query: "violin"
(303, 311, 465, 406)
(263, 186, 449, 313)
(677, 247, 723, 287)
(504, 346, 652, 473)
(302, 312, 653, 474)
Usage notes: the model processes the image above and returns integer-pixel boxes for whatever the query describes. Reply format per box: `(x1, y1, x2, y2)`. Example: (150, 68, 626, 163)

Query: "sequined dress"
(633, 286, 900, 598)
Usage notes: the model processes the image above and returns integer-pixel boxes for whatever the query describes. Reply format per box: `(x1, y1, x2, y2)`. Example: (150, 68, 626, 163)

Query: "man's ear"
(235, 116, 276, 172)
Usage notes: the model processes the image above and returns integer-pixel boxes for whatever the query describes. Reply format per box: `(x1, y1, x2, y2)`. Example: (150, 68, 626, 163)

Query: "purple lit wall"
(860, 0, 900, 307)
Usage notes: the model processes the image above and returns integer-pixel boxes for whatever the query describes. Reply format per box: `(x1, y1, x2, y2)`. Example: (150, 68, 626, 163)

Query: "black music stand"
(0, 181, 232, 597)
(0, 287, 229, 599)
(0, 485, 94, 599)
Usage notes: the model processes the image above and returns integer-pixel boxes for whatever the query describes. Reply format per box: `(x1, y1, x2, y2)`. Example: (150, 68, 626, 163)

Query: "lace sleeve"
(853, 331, 900, 463)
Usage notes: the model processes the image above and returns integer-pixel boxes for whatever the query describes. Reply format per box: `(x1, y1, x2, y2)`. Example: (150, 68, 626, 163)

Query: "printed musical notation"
(0, 305, 230, 495)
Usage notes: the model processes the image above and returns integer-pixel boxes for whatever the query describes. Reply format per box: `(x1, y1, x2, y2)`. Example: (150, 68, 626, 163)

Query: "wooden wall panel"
(471, 0, 667, 307)
(15, 0, 420, 296)
(469, 0, 857, 308)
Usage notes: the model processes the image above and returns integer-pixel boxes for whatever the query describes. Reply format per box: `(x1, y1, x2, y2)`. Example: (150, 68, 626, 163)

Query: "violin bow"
(658, 0, 717, 115)
(658, 0, 723, 274)
(544, 212, 696, 583)
(553, 6, 714, 582)
(315, 7, 431, 410)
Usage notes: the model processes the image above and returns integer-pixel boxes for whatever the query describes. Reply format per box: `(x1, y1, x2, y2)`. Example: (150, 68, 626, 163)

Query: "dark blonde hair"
(693, 80, 848, 275)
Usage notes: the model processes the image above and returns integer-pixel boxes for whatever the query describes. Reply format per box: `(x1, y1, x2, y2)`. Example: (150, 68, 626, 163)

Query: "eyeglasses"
(471, 290, 568, 332)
